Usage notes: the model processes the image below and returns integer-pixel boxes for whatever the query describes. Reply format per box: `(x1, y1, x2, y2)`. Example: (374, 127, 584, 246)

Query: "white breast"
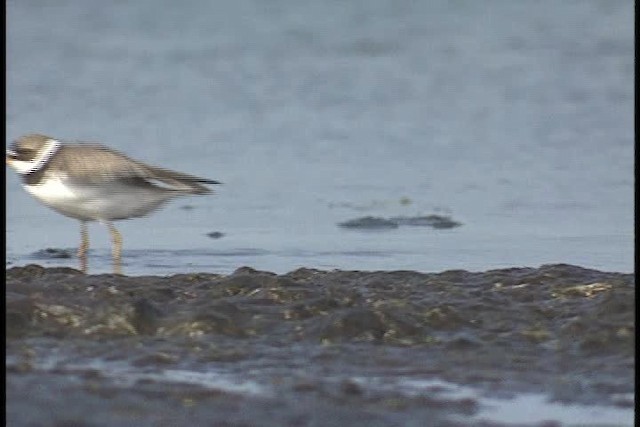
(24, 176, 77, 202)
(24, 176, 178, 221)
(23, 175, 95, 220)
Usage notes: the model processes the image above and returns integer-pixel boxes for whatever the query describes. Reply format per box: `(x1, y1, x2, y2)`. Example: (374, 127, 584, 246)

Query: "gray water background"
(7, 0, 634, 275)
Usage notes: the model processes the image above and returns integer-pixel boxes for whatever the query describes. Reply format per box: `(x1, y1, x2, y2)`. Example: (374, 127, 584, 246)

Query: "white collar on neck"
(15, 138, 62, 175)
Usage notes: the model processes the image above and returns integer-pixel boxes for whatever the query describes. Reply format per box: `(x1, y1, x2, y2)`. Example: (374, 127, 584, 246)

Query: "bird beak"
(6, 149, 16, 164)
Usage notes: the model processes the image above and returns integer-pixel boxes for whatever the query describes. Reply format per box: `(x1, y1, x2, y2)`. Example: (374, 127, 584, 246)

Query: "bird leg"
(78, 221, 89, 273)
(107, 222, 123, 275)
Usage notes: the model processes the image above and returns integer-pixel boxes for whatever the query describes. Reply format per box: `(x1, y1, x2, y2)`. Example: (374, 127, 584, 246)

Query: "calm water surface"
(7, 0, 633, 275)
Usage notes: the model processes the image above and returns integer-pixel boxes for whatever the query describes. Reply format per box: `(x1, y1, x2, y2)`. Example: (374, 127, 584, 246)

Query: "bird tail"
(148, 166, 221, 194)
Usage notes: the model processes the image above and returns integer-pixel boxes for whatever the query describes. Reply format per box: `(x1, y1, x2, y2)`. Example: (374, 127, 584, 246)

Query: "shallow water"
(6, 0, 634, 275)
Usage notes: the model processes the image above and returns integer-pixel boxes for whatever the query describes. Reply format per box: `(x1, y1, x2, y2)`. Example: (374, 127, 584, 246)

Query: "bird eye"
(6, 147, 36, 160)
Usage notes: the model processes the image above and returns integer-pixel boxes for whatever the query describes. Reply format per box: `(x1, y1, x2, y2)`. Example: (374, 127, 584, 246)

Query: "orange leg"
(78, 221, 89, 273)
(107, 222, 123, 275)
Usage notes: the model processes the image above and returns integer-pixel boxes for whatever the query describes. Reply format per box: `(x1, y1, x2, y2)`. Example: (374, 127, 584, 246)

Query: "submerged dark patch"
(338, 215, 462, 230)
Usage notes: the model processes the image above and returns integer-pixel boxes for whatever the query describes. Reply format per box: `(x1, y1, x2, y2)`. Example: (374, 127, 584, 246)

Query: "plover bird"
(6, 134, 220, 274)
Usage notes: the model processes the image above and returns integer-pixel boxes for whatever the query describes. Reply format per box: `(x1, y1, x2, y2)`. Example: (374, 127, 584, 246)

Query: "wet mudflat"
(6, 264, 634, 426)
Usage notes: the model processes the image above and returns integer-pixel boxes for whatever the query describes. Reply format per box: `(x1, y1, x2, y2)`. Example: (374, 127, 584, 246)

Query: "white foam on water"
(350, 376, 634, 426)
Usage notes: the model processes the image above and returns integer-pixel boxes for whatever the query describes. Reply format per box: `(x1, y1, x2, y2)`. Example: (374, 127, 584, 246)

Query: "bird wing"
(48, 144, 219, 194)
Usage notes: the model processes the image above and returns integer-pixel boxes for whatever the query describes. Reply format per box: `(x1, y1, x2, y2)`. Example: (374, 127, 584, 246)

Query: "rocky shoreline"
(6, 263, 634, 426)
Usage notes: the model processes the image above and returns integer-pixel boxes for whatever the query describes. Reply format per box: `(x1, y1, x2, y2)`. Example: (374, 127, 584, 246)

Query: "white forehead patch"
(9, 139, 62, 174)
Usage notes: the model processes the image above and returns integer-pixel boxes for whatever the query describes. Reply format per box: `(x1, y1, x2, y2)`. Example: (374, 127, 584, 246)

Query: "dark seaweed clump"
(339, 215, 462, 230)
